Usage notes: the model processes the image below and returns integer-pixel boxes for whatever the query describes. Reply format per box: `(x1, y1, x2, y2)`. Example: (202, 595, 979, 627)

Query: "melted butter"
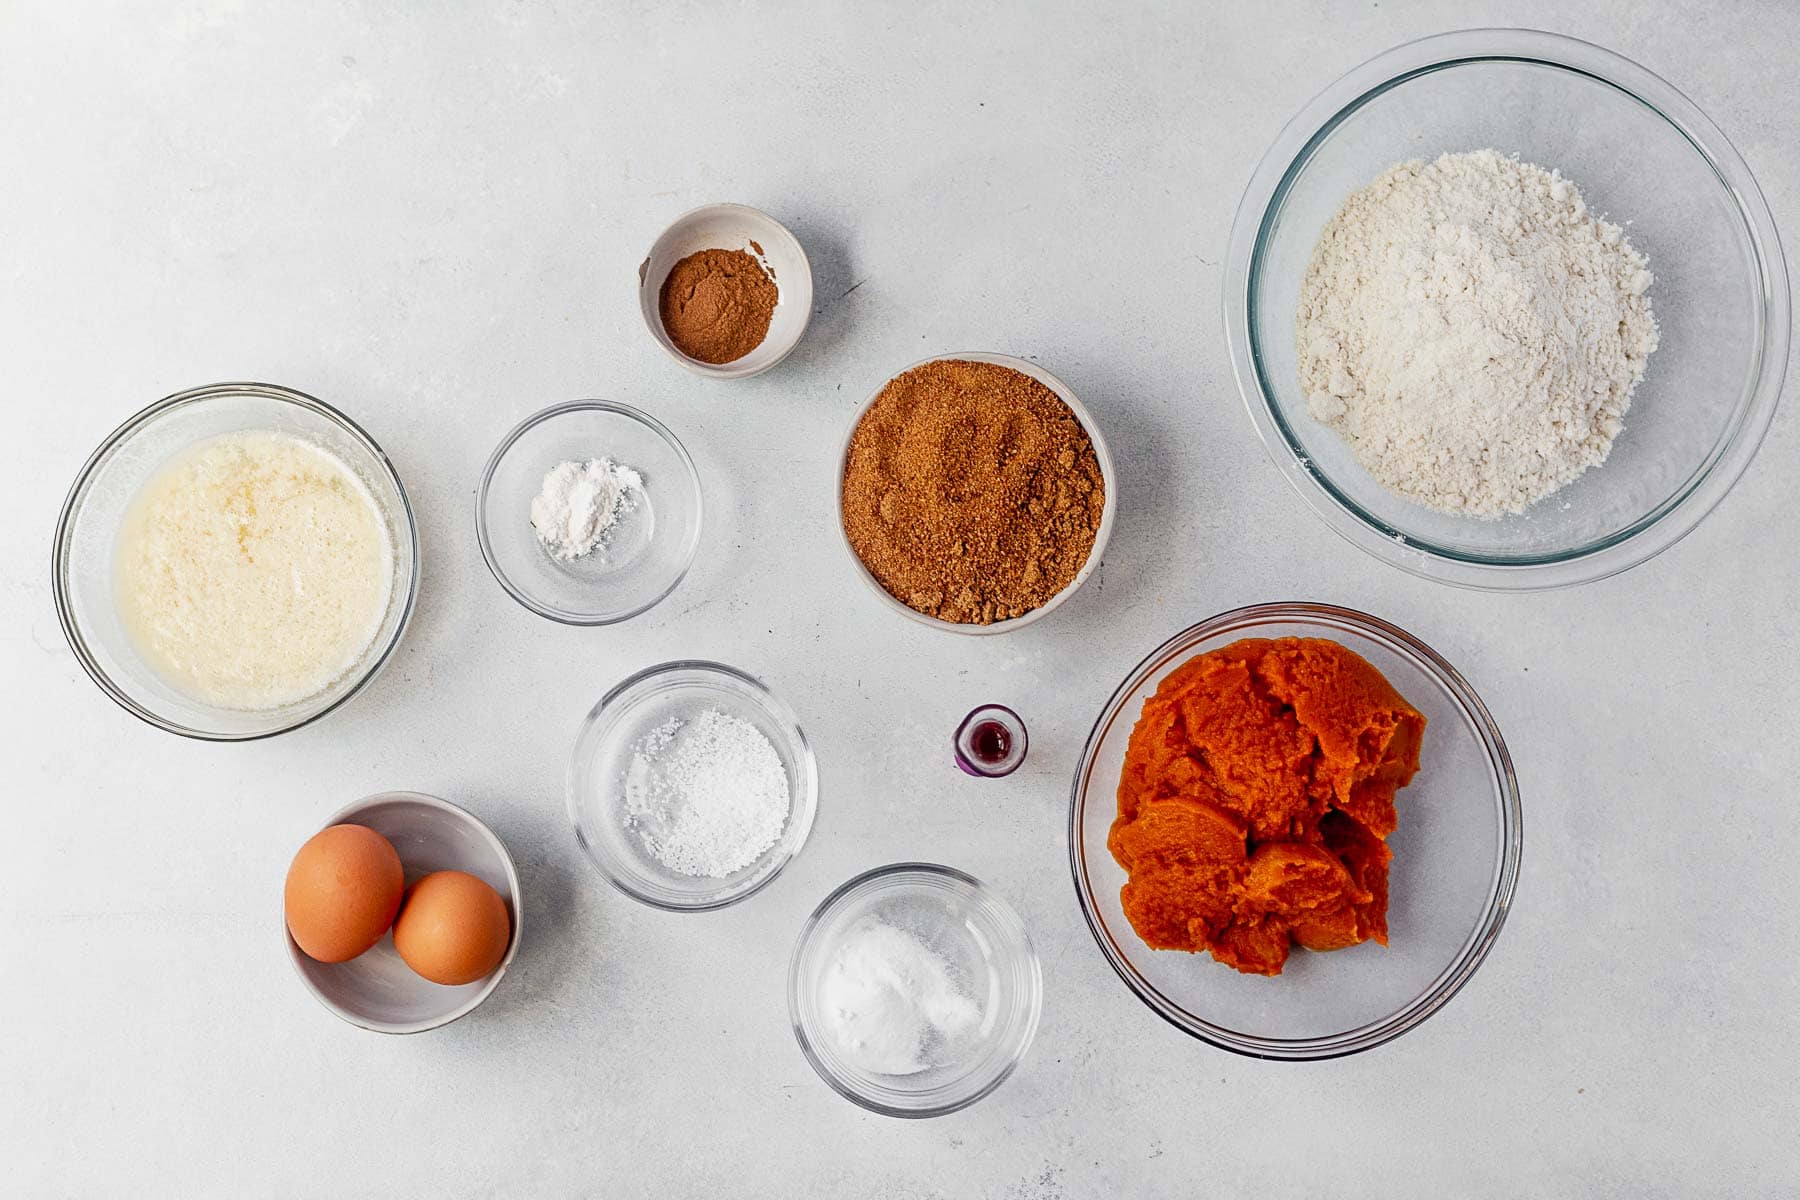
(114, 430, 394, 711)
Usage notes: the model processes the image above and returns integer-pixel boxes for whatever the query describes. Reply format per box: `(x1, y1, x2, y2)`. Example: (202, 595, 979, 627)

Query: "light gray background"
(4, 2, 1795, 1196)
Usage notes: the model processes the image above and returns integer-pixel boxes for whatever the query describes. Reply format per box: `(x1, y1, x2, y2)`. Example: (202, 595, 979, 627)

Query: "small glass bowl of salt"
(477, 400, 702, 624)
(568, 660, 819, 911)
(788, 863, 1043, 1117)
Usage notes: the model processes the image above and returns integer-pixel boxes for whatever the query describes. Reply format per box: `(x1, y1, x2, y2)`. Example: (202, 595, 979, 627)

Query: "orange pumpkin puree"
(1108, 637, 1424, 976)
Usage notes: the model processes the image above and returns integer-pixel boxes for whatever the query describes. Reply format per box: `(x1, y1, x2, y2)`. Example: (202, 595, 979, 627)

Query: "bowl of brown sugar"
(837, 353, 1115, 634)
(638, 203, 813, 379)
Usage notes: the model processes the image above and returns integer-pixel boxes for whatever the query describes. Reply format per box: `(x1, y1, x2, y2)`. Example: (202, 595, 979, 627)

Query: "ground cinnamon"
(658, 247, 778, 364)
(841, 359, 1106, 625)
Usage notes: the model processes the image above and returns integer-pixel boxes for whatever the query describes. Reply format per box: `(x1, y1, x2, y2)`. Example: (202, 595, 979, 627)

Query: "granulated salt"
(624, 708, 790, 878)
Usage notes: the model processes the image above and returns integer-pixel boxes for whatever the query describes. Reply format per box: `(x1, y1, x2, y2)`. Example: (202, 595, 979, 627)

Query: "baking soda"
(819, 916, 982, 1076)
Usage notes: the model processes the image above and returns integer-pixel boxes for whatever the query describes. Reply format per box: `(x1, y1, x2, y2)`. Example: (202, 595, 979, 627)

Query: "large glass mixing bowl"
(1226, 29, 1788, 589)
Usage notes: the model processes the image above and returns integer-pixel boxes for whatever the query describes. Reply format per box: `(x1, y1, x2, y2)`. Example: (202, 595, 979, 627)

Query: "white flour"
(530, 458, 642, 561)
(624, 708, 789, 878)
(819, 916, 982, 1076)
(1297, 149, 1659, 517)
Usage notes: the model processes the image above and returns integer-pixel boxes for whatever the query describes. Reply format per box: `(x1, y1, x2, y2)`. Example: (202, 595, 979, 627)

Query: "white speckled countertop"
(4, 2, 1796, 1195)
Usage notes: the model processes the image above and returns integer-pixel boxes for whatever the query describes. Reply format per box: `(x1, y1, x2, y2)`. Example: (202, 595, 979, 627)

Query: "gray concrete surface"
(3, 1, 1796, 1195)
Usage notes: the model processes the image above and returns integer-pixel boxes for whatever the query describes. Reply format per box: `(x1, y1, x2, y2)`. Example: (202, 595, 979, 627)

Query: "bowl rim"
(565, 658, 819, 912)
(475, 398, 704, 626)
(1224, 27, 1790, 591)
(637, 201, 815, 380)
(51, 380, 422, 742)
(284, 790, 524, 1036)
(832, 351, 1118, 635)
(786, 861, 1044, 1118)
(1067, 601, 1523, 1061)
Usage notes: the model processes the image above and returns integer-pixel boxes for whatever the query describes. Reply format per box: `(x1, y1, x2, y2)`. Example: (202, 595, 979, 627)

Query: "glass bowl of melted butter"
(54, 382, 419, 740)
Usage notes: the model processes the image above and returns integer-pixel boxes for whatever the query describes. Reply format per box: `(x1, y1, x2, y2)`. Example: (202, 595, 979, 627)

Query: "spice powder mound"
(658, 247, 779, 365)
(841, 359, 1106, 625)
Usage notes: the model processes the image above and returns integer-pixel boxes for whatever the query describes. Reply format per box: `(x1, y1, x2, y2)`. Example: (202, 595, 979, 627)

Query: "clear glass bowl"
(789, 863, 1043, 1117)
(566, 661, 817, 911)
(1069, 603, 1522, 1059)
(1225, 29, 1789, 589)
(52, 382, 419, 740)
(477, 400, 702, 624)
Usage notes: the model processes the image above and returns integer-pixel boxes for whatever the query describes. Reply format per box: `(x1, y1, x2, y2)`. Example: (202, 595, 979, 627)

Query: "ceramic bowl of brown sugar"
(835, 352, 1116, 636)
(638, 203, 813, 380)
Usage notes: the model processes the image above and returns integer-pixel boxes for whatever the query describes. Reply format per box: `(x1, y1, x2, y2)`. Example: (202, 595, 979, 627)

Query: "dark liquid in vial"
(969, 720, 1011, 763)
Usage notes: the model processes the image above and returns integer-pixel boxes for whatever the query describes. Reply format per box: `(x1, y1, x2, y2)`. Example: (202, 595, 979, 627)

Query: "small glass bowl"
(1070, 603, 1521, 1060)
(1225, 29, 1789, 589)
(477, 400, 702, 625)
(834, 353, 1117, 635)
(789, 863, 1043, 1118)
(567, 661, 817, 911)
(52, 382, 419, 741)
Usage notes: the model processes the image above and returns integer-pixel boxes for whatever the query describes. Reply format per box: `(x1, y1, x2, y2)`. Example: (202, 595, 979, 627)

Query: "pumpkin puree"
(1108, 637, 1425, 976)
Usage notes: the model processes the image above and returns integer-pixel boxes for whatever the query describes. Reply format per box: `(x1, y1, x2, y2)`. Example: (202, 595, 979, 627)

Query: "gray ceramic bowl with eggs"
(285, 792, 522, 1035)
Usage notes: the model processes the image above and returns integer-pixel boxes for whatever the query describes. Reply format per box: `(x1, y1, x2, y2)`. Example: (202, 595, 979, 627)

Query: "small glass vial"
(953, 705, 1028, 778)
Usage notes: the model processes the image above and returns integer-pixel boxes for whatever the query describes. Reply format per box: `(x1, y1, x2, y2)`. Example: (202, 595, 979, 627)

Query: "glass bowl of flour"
(567, 661, 818, 911)
(53, 382, 419, 740)
(477, 400, 702, 623)
(1226, 29, 1789, 590)
(788, 863, 1042, 1117)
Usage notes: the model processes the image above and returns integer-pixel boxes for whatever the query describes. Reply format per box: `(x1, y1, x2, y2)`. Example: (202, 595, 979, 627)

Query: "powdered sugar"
(1297, 149, 1659, 517)
(624, 708, 790, 878)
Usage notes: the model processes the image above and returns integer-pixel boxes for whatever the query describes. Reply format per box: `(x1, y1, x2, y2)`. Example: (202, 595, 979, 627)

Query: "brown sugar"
(658, 247, 778, 364)
(1107, 637, 1424, 976)
(840, 359, 1106, 625)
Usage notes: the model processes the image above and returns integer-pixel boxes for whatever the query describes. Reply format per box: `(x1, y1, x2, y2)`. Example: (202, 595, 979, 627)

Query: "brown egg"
(284, 824, 404, 963)
(393, 870, 512, 986)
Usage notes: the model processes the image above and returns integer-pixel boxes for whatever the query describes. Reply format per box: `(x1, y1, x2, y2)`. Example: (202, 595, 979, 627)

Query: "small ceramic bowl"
(286, 791, 522, 1035)
(789, 863, 1043, 1118)
(53, 382, 419, 740)
(638, 203, 813, 379)
(477, 400, 703, 625)
(567, 661, 819, 911)
(835, 353, 1117, 635)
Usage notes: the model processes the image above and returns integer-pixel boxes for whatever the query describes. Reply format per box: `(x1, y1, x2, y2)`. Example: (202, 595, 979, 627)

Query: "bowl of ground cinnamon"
(837, 354, 1115, 633)
(638, 203, 813, 379)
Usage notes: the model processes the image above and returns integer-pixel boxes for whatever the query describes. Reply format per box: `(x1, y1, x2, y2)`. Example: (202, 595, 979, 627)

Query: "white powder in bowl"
(1296, 149, 1659, 517)
(818, 916, 982, 1076)
(530, 458, 642, 561)
(624, 708, 790, 878)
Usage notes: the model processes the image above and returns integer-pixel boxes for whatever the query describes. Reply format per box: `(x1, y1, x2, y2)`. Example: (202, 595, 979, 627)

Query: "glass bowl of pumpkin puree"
(1068, 603, 1520, 1060)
